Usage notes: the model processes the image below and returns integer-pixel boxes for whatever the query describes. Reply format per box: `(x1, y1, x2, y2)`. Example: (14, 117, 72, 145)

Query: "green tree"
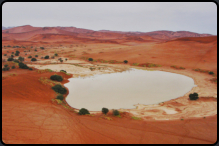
(52, 84, 67, 94)
(113, 110, 120, 116)
(189, 92, 199, 100)
(78, 108, 90, 115)
(123, 60, 128, 64)
(56, 95, 64, 101)
(44, 55, 49, 59)
(102, 108, 109, 115)
(31, 58, 37, 61)
(50, 75, 63, 82)
(88, 58, 93, 61)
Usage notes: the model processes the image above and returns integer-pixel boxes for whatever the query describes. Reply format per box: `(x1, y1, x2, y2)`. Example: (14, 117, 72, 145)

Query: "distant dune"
(2, 25, 214, 42)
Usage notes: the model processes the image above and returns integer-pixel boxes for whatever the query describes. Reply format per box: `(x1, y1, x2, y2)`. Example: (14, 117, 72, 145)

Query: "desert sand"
(2, 25, 217, 144)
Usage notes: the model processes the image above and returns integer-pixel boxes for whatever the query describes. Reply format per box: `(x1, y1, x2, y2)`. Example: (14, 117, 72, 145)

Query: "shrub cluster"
(40, 47, 45, 50)
(102, 108, 109, 115)
(18, 56, 24, 61)
(60, 70, 67, 73)
(7, 58, 14, 61)
(50, 75, 63, 82)
(28, 56, 32, 58)
(113, 110, 120, 116)
(19, 62, 29, 69)
(88, 58, 93, 61)
(2, 67, 10, 71)
(31, 58, 37, 61)
(11, 66, 16, 69)
(4, 54, 7, 56)
(44, 55, 49, 59)
(15, 50, 20, 56)
(51, 84, 67, 94)
(123, 60, 128, 64)
(56, 94, 64, 101)
(189, 92, 199, 100)
(13, 59, 19, 63)
(35, 55, 38, 57)
(78, 108, 90, 115)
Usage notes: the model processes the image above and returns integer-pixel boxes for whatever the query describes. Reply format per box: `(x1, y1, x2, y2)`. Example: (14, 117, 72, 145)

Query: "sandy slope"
(2, 26, 217, 144)
(2, 67, 217, 144)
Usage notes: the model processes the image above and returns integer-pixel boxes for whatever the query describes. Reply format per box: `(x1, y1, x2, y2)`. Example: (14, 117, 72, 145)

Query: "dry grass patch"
(39, 77, 61, 86)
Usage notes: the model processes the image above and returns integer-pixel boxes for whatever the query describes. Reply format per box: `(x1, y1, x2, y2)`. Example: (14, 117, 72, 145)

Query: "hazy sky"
(2, 2, 217, 35)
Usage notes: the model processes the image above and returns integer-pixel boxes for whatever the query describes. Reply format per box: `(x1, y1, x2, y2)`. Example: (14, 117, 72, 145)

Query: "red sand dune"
(2, 69, 217, 144)
(2, 25, 217, 144)
(80, 36, 217, 72)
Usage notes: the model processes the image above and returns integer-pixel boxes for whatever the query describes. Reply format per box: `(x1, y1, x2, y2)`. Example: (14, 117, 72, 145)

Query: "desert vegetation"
(189, 92, 199, 100)
(171, 65, 185, 69)
(52, 84, 67, 94)
(44, 55, 49, 59)
(56, 94, 64, 101)
(78, 108, 90, 115)
(31, 58, 37, 61)
(18, 62, 29, 69)
(102, 108, 109, 115)
(2, 65, 10, 71)
(7, 58, 14, 61)
(123, 60, 128, 64)
(113, 110, 120, 116)
(50, 74, 63, 82)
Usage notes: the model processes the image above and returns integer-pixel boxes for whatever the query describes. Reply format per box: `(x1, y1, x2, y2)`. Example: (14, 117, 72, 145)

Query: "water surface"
(64, 68, 196, 111)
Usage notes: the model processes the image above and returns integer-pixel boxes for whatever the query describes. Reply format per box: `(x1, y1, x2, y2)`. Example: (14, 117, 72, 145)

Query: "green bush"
(78, 108, 90, 115)
(40, 47, 45, 50)
(60, 70, 67, 73)
(18, 56, 24, 61)
(35, 49, 37, 51)
(11, 55, 14, 57)
(44, 55, 49, 59)
(15, 51, 20, 56)
(88, 58, 93, 61)
(113, 110, 120, 116)
(102, 108, 109, 115)
(54, 53, 58, 56)
(19, 62, 29, 69)
(123, 60, 128, 64)
(15, 53, 19, 56)
(209, 71, 214, 75)
(50, 75, 63, 82)
(7, 58, 14, 61)
(56, 95, 64, 101)
(52, 84, 67, 94)
(4, 54, 7, 56)
(11, 66, 16, 69)
(189, 92, 199, 100)
(31, 58, 37, 61)
(28, 56, 32, 58)
(13, 60, 19, 63)
(35, 55, 38, 57)
(11, 52, 14, 54)
(28, 68, 33, 70)
(2, 67, 10, 71)
(4, 64, 8, 68)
